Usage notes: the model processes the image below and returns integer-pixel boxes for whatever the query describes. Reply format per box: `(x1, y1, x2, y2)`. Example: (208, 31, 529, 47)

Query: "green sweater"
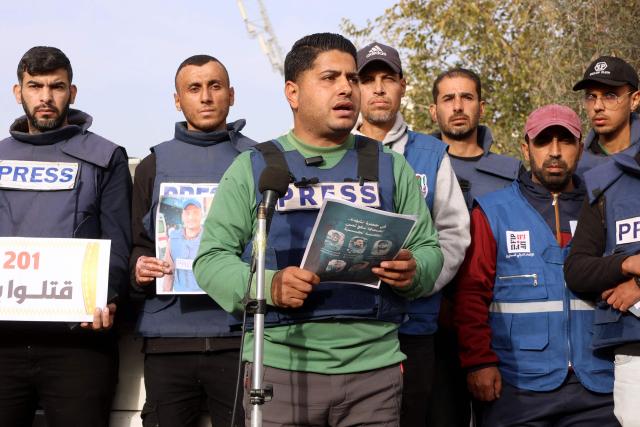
(193, 131, 443, 374)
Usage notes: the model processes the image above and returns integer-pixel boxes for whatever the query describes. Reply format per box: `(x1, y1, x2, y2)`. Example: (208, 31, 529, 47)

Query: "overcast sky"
(0, 0, 393, 158)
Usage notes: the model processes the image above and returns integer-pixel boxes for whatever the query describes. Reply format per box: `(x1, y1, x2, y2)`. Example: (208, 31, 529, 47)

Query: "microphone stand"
(249, 202, 272, 427)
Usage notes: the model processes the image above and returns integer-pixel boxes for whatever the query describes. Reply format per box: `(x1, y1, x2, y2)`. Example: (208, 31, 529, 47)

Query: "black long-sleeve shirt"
(564, 197, 629, 293)
(565, 156, 640, 355)
(129, 153, 156, 295)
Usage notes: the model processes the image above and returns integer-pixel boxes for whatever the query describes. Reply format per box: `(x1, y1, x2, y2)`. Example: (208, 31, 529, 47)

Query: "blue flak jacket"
(241, 136, 408, 326)
(477, 182, 613, 393)
(585, 144, 640, 350)
(400, 131, 446, 336)
(137, 120, 254, 338)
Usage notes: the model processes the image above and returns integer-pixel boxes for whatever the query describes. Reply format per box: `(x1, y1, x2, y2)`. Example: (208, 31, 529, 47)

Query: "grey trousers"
(243, 363, 403, 426)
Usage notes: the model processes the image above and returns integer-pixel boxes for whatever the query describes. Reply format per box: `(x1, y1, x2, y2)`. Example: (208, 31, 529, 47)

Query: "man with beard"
(193, 33, 443, 426)
(355, 42, 470, 427)
(572, 56, 640, 177)
(0, 46, 131, 426)
(454, 105, 617, 426)
(430, 68, 522, 210)
(131, 54, 254, 426)
(429, 69, 523, 427)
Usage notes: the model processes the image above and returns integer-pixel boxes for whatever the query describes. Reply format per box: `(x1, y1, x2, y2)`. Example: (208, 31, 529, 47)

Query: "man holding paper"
(0, 46, 132, 427)
(194, 32, 443, 426)
(130, 55, 255, 426)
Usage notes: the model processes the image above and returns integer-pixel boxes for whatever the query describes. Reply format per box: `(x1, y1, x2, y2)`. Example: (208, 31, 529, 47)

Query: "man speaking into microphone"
(193, 32, 443, 426)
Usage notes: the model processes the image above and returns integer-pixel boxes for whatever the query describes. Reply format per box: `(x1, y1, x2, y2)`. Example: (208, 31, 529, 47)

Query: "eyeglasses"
(583, 91, 635, 110)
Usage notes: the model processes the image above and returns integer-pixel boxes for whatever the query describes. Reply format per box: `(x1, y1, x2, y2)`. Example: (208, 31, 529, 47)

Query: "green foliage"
(343, 0, 640, 156)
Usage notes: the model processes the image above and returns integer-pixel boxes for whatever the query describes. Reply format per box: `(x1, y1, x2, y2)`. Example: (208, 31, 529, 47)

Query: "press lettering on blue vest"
(160, 182, 218, 196)
(277, 182, 380, 211)
(415, 173, 428, 199)
(505, 230, 534, 258)
(616, 216, 640, 245)
(0, 160, 78, 190)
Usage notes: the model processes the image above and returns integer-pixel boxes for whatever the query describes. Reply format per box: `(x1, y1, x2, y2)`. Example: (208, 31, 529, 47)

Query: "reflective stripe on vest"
(489, 300, 594, 313)
(489, 301, 563, 314)
(570, 300, 595, 310)
(476, 181, 613, 393)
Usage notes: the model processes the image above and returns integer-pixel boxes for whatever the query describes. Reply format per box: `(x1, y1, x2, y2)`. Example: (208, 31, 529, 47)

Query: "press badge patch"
(506, 230, 531, 254)
(0, 160, 78, 190)
(616, 216, 640, 245)
(277, 182, 380, 211)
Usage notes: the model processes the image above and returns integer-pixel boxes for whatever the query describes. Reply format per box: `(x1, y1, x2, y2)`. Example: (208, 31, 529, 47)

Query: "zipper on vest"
(552, 193, 561, 244)
(497, 273, 538, 286)
(564, 281, 572, 368)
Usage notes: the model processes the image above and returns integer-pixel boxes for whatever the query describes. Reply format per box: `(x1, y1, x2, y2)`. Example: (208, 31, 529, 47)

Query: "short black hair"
(432, 68, 482, 101)
(17, 46, 73, 83)
(284, 33, 356, 82)
(174, 55, 229, 89)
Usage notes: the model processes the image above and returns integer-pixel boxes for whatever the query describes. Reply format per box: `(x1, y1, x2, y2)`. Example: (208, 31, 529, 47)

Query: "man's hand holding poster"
(0, 237, 110, 322)
(300, 198, 416, 288)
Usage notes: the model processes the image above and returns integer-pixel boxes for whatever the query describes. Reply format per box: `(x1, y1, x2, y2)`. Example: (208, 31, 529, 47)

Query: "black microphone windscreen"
(258, 167, 290, 197)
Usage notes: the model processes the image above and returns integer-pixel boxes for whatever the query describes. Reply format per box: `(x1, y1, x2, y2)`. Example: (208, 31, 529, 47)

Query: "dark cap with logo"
(573, 56, 639, 91)
(356, 42, 403, 75)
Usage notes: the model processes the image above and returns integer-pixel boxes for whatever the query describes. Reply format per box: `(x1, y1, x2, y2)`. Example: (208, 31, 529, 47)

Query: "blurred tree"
(343, 0, 640, 156)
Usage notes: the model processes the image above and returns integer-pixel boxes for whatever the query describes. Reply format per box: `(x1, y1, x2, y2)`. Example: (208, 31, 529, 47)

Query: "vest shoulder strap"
(256, 137, 381, 183)
(254, 140, 290, 172)
(61, 132, 120, 168)
(475, 153, 521, 180)
(354, 135, 379, 182)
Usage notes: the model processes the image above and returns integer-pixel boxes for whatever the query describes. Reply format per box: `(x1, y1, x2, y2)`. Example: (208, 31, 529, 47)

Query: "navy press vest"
(0, 128, 119, 239)
(576, 112, 640, 178)
(241, 137, 408, 326)
(450, 152, 521, 211)
(399, 131, 447, 335)
(585, 146, 640, 349)
(477, 182, 613, 393)
(137, 123, 254, 337)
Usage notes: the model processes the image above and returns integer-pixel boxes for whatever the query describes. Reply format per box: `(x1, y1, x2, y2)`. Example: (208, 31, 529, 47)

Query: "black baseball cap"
(573, 56, 639, 91)
(356, 42, 403, 75)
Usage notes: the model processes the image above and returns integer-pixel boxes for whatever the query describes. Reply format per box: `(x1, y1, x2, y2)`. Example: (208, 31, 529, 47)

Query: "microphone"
(258, 166, 290, 231)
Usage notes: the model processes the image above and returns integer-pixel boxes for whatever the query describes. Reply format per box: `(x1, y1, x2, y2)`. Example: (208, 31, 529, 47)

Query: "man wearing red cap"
(454, 105, 617, 425)
(573, 56, 640, 176)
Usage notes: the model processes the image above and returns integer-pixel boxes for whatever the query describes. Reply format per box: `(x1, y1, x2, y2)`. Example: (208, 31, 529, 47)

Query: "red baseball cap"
(524, 104, 582, 140)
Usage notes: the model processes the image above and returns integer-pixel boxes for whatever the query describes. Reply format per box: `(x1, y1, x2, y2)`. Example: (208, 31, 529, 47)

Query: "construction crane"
(236, 0, 285, 76)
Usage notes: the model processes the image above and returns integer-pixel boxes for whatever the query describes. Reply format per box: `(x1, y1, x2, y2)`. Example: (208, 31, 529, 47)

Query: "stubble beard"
(531, 159, 573, 193)
(363, 109, 396, 126)
(24, 102, 70, 133)
(438, 110, 479, 141)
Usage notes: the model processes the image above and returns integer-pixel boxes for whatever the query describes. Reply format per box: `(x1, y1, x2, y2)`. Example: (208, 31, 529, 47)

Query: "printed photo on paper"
(300, 198, 417, 288)
(155, 183, 217, 295)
